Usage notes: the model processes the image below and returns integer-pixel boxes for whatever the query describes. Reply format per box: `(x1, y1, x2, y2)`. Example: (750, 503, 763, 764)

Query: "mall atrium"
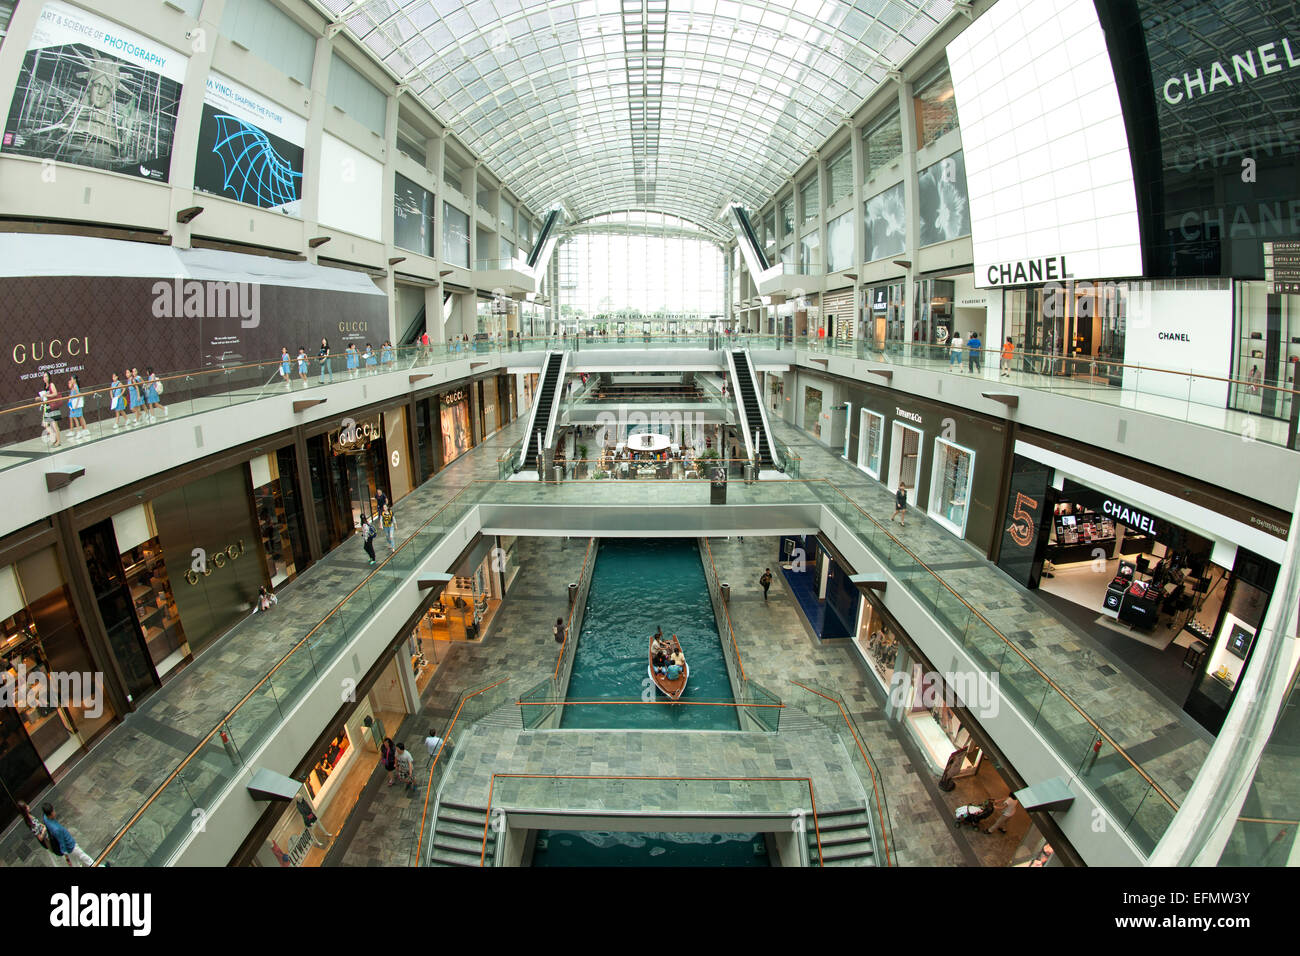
(0, 0, 1294, 869)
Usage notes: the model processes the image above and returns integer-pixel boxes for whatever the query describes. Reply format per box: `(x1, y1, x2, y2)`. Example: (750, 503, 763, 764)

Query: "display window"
(251, 452, 307, 588)
(121, 537, 188, 678)
(929, 438, 974, 537)
(0, 551, 117, 775)
(856, 599, 901, 691)
(857, 408, 884, 478)
(440, 389, 473, 466)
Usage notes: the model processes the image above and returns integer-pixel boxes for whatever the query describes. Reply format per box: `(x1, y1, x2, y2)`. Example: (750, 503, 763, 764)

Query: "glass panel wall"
(827, 146, 853, 205)
(800, 175, 819, 224)
(914, 68, 958, 148)
(929, 438, 975, 537)
(441, 202, 470, 268)
(827, 211, 854, 272)
(863, 109, 903, 179)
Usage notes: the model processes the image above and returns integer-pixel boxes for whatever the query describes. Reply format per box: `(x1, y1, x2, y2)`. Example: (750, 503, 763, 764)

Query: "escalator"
(520, 351, 567, 472)
(726, 349, 776, 469)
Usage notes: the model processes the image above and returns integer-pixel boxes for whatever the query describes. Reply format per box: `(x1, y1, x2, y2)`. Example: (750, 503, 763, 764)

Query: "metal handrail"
(413, 675, 510, 867)
(95, 468, 486, 863)
(812, 480, 1181, 812)
(788, 679, 893, 867)
(552, 538, 595, 683)
(802, 338, 1300, 397)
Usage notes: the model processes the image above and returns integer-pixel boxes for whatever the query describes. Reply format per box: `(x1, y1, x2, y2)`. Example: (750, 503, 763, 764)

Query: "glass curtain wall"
(556, 215, 724, 331)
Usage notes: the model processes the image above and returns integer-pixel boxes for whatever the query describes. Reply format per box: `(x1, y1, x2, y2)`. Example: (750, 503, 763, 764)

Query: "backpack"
(364, 523, 376, 541)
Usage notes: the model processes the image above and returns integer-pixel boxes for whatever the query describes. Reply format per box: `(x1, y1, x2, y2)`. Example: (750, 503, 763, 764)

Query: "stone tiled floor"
(704, 535, 968, 867)
(338, 536, 592, 867)
(767, 419, 1213, 819)
(0, 417, 528, 867)
(337, 534, 976, 868)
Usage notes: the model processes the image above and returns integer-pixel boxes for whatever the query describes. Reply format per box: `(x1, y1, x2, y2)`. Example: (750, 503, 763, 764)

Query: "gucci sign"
(185, 540, 246, 585)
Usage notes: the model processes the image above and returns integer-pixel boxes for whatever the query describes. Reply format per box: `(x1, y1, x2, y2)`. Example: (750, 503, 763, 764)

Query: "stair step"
(811, 841, 874, 863)
(439, 804, 489, 827)
(816, 812, 871, 831)
(821, 853, 875, 867)
(431, 846, 487, 867)
(816, 826, 873, 846)
(440, 819, 491, 841)
(434, 832, 490, 855)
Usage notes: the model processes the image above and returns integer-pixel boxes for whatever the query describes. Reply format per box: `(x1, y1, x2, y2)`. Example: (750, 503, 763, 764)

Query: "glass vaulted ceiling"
(318, 0, 953, 236)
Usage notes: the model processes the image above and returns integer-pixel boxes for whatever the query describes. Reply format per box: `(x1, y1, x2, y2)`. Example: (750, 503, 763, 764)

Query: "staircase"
(428, 800, 498, 867)
(728, 349, 775, 468)
(807, 806, 876, 866)
(521, 351, 565, 471)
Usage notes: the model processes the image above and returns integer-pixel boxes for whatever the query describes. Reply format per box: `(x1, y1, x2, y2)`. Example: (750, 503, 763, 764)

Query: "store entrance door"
(888, 422, 924, 501)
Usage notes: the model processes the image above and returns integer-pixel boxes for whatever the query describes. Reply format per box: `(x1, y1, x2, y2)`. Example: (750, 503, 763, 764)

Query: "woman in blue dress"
(380, 341, 393, 368)
(144, 367, 161, 421)
(126, 369, 143, 426)
(346, 343, 359, 378)
(110, 372, 127, 430)
(280, 347, 291, 389)
(364, 344, 377, 373)
(296, 347, 308, 383)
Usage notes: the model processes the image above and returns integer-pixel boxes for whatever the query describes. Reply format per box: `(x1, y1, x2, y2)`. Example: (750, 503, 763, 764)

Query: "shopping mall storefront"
(996, 438, 1286, 735)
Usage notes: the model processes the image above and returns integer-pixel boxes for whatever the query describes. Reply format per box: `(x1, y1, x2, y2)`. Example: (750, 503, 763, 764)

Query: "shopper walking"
(948, 331, 963, 369)
(967, 330, 982, 374)
(360, 514, 377, 566)
(144, 367, 163, 420)
(17, 801, 62, 861)
(38, 372, 61, 447)
(346, 342, 359, 379)
(395, 742, 417, 790)
(280, 347, 292, 389)
(425, 727, 446, 760)
(66, 375, 88, 440)
(318, 338, 333, 384)
(375, 487, 389, 517)
(759, 567, 773, 602)
(553, 616, 566, 645)
(110, 372, 127, 429)
(1000, 337, 1014, 377)
(379, 737, 396, 786)
(296, 347, 309, 384)
(890, 482, 908, 527)
(42, 803, 95, 866)
(381, 503, 396, 552)
(981, 792, 1020, 834)
(126, 368, 144, 427)
(363, 343, 377, 374)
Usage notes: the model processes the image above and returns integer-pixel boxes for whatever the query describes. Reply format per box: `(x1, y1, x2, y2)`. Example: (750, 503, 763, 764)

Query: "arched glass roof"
(319, 1, 954, 233)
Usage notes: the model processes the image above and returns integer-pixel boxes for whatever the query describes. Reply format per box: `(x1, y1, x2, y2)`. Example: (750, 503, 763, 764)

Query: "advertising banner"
(864, 182, 906, 263)
(996, 454, 1056, 589)
(0, 276, 387, 409)
(2, 0, 187, 180)
(917, 150, 971, 247)
(194, 72, 305, 215)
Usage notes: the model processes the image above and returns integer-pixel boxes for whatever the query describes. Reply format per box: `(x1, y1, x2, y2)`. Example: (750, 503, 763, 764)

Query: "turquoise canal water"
(561, 538, 738, 730)
(531, 830, 769, 867)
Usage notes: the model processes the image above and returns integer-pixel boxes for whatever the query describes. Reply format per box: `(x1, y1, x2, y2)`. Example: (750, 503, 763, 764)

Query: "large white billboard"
(947, 0, 1143, 287)
(318, 132, 382, 241)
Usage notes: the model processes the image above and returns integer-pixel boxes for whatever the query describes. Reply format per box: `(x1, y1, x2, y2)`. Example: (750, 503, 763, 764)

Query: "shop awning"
(247, 768, 303, 802)
(1014, 778, 1075, 813)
